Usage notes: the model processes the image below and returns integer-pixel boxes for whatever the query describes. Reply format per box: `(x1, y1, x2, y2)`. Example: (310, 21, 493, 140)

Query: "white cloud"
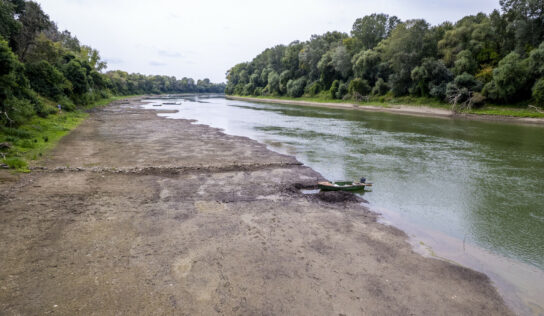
(37, 0, 499, 82)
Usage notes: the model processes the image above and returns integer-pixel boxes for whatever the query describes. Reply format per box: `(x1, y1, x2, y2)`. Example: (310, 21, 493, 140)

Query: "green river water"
(143, 95, 544, 314)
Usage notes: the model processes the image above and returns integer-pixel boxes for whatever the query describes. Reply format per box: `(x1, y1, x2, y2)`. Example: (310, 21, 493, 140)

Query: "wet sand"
(227, 96, 544, 125)
(0, 98, 513, 315)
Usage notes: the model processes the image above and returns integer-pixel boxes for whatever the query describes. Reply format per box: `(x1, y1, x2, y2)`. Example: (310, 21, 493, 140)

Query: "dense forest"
(0, 0, 225, 127)
(225, 0, 544, 110)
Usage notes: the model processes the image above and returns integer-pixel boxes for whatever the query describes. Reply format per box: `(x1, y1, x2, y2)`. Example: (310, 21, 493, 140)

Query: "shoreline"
(0, 98, 514, 315)
(227, 96, 544, 126)
(153, 96, 543, 315)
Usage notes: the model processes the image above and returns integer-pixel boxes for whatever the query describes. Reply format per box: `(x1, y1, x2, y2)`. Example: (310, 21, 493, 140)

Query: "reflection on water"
(142, 95, 544, 313)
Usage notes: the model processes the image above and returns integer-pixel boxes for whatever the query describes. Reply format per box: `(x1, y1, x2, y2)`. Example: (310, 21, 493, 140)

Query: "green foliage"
(306, 81, 322, 96)
(0, 1, 21, 41)
(486, 52, 529, 102)
(351, 13, 400, 50)
(2, 157, 27, 169)
(446, 73, 483, 106)
(527, 42, 544, 78)
(336, 81, 348, 99)
(329, 80, 340, 99)
(533, 78, 544, 106)
(372, 78, 389, 96)
(348, 78, 371, 96)
(453, 50, 477, 75)
(14, 1, 51, 60)
(411, 58, 453, 99)
(1, 1, 225, 131)
(225, 3, 543, 109)
(286, 77, 306, 98)
(25, 60, 69, 100)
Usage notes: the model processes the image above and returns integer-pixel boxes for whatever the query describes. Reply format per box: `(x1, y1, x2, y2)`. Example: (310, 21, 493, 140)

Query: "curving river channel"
(142, 95, 544, 314)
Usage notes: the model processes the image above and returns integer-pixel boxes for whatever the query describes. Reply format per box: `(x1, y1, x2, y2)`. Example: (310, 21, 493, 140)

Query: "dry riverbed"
(0, 98, 513, 315)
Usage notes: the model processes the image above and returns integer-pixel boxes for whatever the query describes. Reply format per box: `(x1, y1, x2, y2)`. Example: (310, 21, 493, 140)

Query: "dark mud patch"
(314, 190, 368, 204)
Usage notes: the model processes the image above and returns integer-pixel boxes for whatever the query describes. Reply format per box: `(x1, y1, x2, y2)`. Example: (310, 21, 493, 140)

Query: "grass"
(232, 94, 544, 118)
(467, 105, 544, 118)
(235, 94, 451, 109)
(1, 95, 139, 172)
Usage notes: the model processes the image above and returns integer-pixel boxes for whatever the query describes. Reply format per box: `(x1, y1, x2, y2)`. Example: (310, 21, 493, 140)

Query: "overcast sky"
(37, 0, 500, 83)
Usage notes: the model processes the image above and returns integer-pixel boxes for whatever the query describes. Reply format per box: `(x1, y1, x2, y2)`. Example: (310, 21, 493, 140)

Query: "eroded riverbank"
(0, 98, 513, 315)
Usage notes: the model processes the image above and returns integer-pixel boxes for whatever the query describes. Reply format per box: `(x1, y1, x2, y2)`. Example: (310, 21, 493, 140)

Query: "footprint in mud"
(173, 255, 194, 279)
(194, 201, 226, 213)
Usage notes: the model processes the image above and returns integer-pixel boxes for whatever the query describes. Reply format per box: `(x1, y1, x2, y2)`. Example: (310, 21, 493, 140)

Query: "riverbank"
(227, 96, 544, 125)
(0, 98, 513, 314)
(0, 95, 140, 172)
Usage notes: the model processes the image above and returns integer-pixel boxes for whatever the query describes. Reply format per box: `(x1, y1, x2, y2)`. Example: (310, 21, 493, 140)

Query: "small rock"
(0, 142, 12, 150)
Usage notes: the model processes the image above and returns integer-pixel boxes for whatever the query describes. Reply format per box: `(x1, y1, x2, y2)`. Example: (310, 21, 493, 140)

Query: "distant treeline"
(0, 0, 225, 127)
(225, 0, 544, 109)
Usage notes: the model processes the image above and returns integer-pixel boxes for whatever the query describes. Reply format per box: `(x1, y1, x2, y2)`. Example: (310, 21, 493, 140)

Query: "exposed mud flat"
(0, 99, 513, 315)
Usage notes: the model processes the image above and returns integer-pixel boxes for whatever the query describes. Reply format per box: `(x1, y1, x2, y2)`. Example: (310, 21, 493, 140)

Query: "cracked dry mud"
(0, 99, 513, 315)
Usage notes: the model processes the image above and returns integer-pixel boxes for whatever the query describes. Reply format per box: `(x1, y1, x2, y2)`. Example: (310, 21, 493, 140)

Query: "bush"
(348, 78, 371, 96)
(372, 78, 389, 96)
(329, 80, 340, 99)
(336, 82, 348, 99)
(2, 97, 34, 127)
(487, 52, 529, 102)
(286, 78, 306, 97)
(25, 61, 69, 100)
(0, 126, 32, 138)
(2, 157, 28, 170)
(446, 73, 483, 108)
(306, 81, 322, 96)
(533, 78, 544, 106)
(242, 83, 255, 96)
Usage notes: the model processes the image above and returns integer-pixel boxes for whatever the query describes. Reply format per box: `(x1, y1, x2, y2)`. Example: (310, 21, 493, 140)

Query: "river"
(143, 95, 544, 314)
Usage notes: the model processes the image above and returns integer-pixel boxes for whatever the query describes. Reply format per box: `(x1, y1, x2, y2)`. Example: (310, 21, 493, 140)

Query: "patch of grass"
(2, 157, 28, 171)
(0, 95, 141, 171)
(0, 111, 89, 170)
(468, 105, 544, 118)
(79, 95, 140, 110)
(234, 94, 450, 109)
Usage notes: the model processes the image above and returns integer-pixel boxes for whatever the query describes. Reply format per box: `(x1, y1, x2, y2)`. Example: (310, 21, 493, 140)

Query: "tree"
(299, 32, 348, 81)
(485, 52, 529, 102)
(372, 78, 389, 96)
(336, 81, 348, 99)
(446, 73, 484, 110)
(329, 80, 340, 99)
(25, 60, 69, 99)
(63, 59, 88, 95)
(454, 50, 478, 75)
(351, 13, 400, 50)
(14, 1, 51, 60)
(0, 37, 34, 126)
(266, 71, 280, 95)
(411, 58, 453, 99)
(0, 0, 21, 43)
(352, 49, 384, 86)
(527, 42, 544, 78)
(381, 19, 432, 96)
(286, 77, 306, 97)
(500, 0, 544, 51)
(533, 78, 544, 105)
(331, 45, 352, 79)
(348, 78, 371, 96)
